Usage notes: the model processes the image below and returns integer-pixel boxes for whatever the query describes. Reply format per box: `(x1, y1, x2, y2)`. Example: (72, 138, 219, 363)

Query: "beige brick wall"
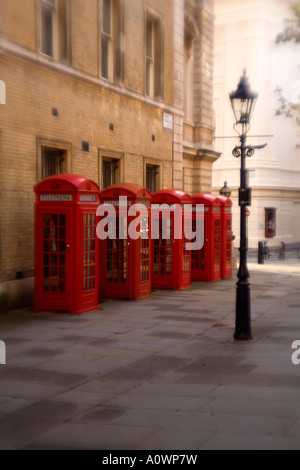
(0, 0, 217, 290)
(194, 0, 215, 132)
(124, 0, 145, 94)
(71, 0, 99, 76)
(0, 51, 173, 282)
(0, 0, 37, 51)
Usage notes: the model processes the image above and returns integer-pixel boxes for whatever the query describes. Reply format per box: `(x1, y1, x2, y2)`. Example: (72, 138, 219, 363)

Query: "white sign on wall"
(0, 81, 6, 105)
(163, 112, 173, 130)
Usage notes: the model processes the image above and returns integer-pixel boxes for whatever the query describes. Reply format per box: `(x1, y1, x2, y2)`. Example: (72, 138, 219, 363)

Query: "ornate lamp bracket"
(232, 146, 241, 158)
(233, 143, 267, 159)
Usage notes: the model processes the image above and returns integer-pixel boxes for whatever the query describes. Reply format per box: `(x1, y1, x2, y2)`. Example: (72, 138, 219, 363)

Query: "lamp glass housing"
(220, 181, 231, 198)
(229, 71, 258, 129)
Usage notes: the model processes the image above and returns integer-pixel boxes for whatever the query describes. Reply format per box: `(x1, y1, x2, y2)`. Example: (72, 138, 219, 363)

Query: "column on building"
(182, 0, 220, 195)
(172, 0, 185, 191)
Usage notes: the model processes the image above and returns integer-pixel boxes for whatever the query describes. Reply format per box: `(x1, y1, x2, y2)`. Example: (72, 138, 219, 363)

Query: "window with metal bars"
(146, 164, 159, 194)
(42, 148, 67, 178)
(102, 157, 120, 189)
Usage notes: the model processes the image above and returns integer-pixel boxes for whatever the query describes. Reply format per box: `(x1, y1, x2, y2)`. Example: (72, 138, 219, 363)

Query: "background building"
(213, 0, 300, 250)
(0, 0, 218, 309)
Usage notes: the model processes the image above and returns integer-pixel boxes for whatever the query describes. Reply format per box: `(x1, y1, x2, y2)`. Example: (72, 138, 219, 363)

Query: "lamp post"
(229, 70, 266, 341)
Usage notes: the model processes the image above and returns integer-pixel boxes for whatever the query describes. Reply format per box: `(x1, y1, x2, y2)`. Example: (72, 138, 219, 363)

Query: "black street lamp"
(229, 70, 266, 341)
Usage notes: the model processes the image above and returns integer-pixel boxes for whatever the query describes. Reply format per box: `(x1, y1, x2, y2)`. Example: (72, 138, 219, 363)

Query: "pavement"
(0, 257, 300, 450)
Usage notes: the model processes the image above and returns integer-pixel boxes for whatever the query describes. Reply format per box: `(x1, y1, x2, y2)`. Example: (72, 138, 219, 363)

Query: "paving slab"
(0, 258, 300, 449)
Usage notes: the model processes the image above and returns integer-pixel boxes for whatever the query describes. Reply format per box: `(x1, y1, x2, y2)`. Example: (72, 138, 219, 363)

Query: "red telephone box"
(34, 174, 100, 314)
(151, 190, 192, 290)
(191, 194, 221, 282)
(217, 195, 233, 280)
(98, 183, 152, 300)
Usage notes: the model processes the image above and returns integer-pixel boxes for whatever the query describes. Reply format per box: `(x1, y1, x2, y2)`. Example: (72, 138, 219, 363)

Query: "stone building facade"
(213, 0, 300, 250)
(0, 0, 218, 309)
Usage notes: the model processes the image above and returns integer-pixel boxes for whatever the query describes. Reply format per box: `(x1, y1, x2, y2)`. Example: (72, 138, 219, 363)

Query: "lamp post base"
(234, 282, 253, 341)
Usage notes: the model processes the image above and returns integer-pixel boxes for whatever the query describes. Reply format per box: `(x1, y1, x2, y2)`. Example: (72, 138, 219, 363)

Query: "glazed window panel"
(146, 19, 154, 97)
(191, 219, 205, 270)
(183, 216, 191, 275)
(40, 0, 70, 63)
(38, 139, 72, 182)
(215, 219, 221, 269)
(145, 14, 162, 99)
(83, 214, 96, 291)
(106, 217, 128, 284)
(41, 2, 54, 57)
(140, 237, 150, 282)
(226, 219, 232, 266)
(146, 164, 160, 193)
(101, 0, 123, 82)
(102, 157, 120, 189)
(153, 217, 172, 275)
(42, 213, 66, 293)
(42, 148, 67, 179)
(102, 0, 111, 35)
